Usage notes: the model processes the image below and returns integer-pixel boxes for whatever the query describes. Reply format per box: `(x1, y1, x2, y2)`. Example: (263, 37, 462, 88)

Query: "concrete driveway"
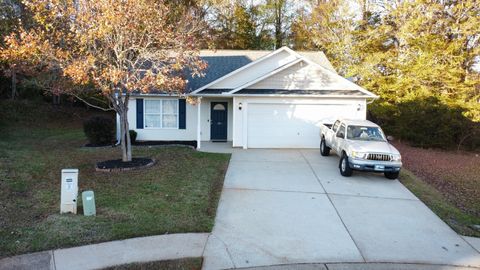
(202, 149, 480, 270)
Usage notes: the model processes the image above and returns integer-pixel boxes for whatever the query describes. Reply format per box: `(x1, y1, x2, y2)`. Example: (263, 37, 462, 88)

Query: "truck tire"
(384, 171, 400, 180)
(320, 138, 330, 156)
(339, 153, 353, 177)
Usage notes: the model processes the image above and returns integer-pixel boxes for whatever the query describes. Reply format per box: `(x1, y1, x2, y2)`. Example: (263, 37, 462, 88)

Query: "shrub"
(83, 116, 115, 145)
(129, 130, 137, 143)
(369, 96, 480, 150)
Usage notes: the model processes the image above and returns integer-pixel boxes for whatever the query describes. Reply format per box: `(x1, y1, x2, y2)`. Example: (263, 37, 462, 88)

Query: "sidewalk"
(1, 232, 479, 270)
(0, 233, 209, 270)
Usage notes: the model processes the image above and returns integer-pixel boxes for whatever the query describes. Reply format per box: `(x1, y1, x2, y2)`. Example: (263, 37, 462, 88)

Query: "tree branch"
(72, 94, 114, 111)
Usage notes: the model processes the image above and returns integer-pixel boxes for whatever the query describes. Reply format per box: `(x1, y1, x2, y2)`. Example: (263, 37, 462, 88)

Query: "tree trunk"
(53, 95, 61, 105)
(11, 69, 17, 100)
(274, 0, 283, 49)
(108, 92, 132, 162)
(119, 111, 133, 162)
(118, 95, 132, 162)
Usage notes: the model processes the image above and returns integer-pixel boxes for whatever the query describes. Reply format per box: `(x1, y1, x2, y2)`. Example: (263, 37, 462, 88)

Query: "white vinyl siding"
(144, 99, 179, 129)
(249, 61, 364, 91)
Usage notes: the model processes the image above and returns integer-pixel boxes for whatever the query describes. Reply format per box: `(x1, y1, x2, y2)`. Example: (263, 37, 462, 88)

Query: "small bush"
(83, 116, 115, 145)
(129, 130, 137, 143)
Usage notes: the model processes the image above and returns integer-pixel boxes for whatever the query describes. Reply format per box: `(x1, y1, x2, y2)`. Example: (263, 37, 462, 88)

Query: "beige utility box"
(60, 169, 79, 214)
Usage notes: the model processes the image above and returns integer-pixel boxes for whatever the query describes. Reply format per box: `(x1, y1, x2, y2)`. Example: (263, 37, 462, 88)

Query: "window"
(144, 99, 178, 128)
(213, 103, 226, 110)
(347, 125, 386, 141)
(145, 100, 161, 128)
(337, 124, 346, 138)
(162, 100, 178, 128)
(332, 120, 340, 132)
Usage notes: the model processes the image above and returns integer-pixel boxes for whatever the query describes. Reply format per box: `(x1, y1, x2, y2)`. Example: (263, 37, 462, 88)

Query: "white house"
(122, 47, 378, 149)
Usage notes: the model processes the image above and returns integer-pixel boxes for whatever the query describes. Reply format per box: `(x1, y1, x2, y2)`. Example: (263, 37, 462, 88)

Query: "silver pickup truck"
(319, 119, 402, 179)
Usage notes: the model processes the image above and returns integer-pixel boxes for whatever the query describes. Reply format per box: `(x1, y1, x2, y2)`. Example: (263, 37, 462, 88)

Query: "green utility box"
(82, 190, 96, 216)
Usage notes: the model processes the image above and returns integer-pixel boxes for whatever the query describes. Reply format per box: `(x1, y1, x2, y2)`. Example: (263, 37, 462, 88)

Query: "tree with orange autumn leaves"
(0, 0, 207, 162)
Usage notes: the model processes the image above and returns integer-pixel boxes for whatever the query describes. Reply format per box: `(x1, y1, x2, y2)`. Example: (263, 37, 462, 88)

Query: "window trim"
(143, 99, 179, 129)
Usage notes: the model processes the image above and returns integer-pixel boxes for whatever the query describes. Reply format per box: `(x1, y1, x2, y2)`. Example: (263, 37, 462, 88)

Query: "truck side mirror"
(387, 135, 394, 141)
(336, 132, 344, 138)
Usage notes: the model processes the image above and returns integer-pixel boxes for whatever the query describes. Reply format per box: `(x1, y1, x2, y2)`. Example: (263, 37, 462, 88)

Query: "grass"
(0, 100, 230, 258)
(102, 258, 202, 270)
(399, 169, 480, 237)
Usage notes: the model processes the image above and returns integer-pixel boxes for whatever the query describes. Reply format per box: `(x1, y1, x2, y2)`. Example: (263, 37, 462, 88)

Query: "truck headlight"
(391, 154, 402, 162)
(351, 151, 368, 159)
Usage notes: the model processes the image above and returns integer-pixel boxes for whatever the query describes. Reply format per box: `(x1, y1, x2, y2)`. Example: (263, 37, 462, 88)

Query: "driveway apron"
(202, 149, 480, 270)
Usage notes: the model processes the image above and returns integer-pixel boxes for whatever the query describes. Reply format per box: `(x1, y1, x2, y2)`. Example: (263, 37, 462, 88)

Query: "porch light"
(238, 102, 243, 110)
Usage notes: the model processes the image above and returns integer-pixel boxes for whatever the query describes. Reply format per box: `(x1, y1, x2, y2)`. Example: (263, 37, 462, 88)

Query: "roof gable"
(227, 58, 377, 98)
(248, 61, 363, 91)
(190, 47, 338, 94)
(190, 47, 295, 93)
(186, 55, 252, 92)
(297, 51, 336, 73)
(185, 50, 270, 92)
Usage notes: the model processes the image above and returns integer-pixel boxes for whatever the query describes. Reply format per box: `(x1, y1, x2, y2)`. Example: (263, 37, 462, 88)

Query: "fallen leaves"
(394, 141, 480, 217)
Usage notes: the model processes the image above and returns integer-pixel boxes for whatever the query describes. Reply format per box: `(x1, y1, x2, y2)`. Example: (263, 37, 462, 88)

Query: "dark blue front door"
(210, 102, 228, 141)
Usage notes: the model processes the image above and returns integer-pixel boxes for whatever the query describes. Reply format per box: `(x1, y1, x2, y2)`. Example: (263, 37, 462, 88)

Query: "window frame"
(143, 99, 179, 129)
(332, 120, 340, 132)
(336, 124, 346, 139)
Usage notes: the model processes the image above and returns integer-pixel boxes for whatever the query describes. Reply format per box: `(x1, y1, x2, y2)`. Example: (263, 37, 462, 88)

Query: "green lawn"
(400, 170, 480, 237)
(0, 100, 230, 257)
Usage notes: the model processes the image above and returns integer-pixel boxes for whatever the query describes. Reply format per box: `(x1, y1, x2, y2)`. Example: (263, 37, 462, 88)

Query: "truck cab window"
(337, 124, 346, 138)
(332, 120, 340, 132)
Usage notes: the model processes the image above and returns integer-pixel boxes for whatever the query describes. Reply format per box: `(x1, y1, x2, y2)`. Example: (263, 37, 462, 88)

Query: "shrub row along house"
(121, 47, 378, 149)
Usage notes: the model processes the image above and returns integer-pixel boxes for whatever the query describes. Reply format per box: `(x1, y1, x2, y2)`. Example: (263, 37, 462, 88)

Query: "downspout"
(196, 97, 202, 149)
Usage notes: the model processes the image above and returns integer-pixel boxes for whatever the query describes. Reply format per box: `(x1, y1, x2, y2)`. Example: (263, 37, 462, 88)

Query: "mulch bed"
(84, 141, 197, 148)
(393, 141, 480, 217)
(95, 158, 156, 172)
(84, 143, 115, 148)
(133, 140, 197, 148)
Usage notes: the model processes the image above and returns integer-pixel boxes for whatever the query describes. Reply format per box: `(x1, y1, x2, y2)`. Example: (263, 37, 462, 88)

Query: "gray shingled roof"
(131, 49, 338, 95)
(184, 50, 272, 92)
(185, 50, 336, 93)
(186, 56, 253, 92)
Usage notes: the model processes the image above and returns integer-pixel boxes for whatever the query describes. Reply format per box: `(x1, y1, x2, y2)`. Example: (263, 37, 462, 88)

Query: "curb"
(235, 262, 480, 270)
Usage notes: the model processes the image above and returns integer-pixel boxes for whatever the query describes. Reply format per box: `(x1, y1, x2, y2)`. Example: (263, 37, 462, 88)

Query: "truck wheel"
(320, 138, 330, 156)
(339, 153, 353, 177)
(384, 171, 400, 180)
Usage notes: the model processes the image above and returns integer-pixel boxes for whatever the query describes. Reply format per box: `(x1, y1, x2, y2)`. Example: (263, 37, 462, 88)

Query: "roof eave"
(190, 93, 374, 99)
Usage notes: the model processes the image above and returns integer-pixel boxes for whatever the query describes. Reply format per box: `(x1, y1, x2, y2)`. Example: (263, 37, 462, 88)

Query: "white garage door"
(247, 103, 359, 148)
